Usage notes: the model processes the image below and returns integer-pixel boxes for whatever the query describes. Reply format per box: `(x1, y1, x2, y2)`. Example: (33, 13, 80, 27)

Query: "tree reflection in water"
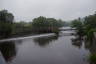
(71, 35, 83, 48)
(33, 35, 59, 47)
(71, 35, 96, 64)
(0, 41, 16, 63)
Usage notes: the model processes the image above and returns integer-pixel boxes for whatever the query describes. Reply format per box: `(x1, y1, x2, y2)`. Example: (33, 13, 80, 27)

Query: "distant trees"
(0, 10, 14, 38)
(32, 16, 64, 33)
(84, 13, 96, 29)
(12, 21, 33, 36)
(71, 12, 96, 41)
(32, 16, 48, 33)
(11, 16, 65, 36)
(84, 13, 96, 40)
(70, 12, 96, 63)
(71, 18, 84, 36)
(0, 10, 67, 38)
(0, 9, 95, 41)
(84, 13, 96, 64)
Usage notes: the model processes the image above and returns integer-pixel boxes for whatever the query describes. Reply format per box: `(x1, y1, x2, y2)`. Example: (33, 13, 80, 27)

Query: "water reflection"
(0, 32, 95, 64)
(33, 35, 59, 47)
(71, 36, 83, 48)
(0, 41, 16, 62)
(71, 35, 96, 52)
(71, 35, 96, 64)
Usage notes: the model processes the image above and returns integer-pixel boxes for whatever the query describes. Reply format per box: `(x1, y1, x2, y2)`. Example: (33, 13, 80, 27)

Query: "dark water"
(0, 31, 94, 64)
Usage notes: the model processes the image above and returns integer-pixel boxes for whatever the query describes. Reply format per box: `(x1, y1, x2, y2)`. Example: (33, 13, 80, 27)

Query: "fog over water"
(0, 0, 96, 21)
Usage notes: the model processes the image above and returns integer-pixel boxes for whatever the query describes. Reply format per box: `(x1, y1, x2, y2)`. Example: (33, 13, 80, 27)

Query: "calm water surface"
(0, 31, 91, 64)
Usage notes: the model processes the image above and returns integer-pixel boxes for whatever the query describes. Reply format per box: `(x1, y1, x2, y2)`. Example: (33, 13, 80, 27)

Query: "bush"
(89, 54, 96, 64)
(87, 28, 96, 41)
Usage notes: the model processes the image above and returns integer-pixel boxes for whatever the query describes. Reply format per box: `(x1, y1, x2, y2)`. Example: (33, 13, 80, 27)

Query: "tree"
(71, 18, 84, 36)
(32, 16, 48, 33)
(32, 16, 63, 33)
(12, 21, 33, 35)
(0, 10, 14, 38)
(83, 12, 96, 40)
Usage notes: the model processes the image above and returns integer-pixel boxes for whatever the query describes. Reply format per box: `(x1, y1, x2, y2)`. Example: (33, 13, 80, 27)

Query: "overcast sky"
(0, 0, 96, 21)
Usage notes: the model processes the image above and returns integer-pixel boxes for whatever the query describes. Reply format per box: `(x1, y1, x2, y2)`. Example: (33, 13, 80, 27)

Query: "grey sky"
(0, 0, 96, 21)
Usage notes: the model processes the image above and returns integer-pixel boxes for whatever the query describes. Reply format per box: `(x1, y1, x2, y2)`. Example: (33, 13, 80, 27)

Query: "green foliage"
(55, 19, 67, 27)
(0, 10, 14, 22)
(71, 12, 96, 40)
(12, 21, 33, 35)
(71, 19, 84, 36)
(84, 14, 96, 29)
(32, 16, 64, 33)
(32, 16, 47, 28)
(0, 10, 14, 38)
(84, 13, 96, 40)
(86, 28, 96, 41)
(89, 54, 96, 64)
(71, 19, 83, 28)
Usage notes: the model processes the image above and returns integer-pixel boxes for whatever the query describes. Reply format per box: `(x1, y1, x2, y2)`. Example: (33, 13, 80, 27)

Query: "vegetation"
(12, 21, 33, 36)
(71, 18, 84, 36)
(71, 12, 96, 41)
(0, 10, 14, 38)
(89, 54, 96, 64)
(0, 8, 96, 64)
(0, 9, 95, 40)
(84, 13, 96, 40)
(70, 12, 96, 63)
(32, 16, 64, 33)
(0, 10, 67, 38)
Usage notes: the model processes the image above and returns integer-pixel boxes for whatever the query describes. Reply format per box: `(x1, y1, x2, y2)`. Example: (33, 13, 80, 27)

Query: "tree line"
(0, 10, 69, 38)
(71, 12, 96, 41)
(0, 9, 96, 40)
(70, 12, 96, 63)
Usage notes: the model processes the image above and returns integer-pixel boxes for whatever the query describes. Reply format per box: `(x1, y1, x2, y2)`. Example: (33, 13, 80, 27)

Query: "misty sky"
(0, 0, 96, 21)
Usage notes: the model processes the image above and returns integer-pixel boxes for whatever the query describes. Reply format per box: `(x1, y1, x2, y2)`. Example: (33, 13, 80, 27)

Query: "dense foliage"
(71, 12, 96, 40)
(0, 10, 14, 38)
(71, 18, 84, 36)
(0, 10, 67, 38)
(84, 13, 96, 40)
(71, 12, 96, 63)
(32, 16, 64, 33)
(12, 21, 33, 35)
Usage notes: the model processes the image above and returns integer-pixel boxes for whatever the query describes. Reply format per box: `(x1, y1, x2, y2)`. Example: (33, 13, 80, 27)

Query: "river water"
(0, 30, 92, 64)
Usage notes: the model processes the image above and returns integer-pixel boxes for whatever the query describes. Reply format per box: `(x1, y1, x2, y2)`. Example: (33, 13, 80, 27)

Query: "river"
(0, 30, 93, 64)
